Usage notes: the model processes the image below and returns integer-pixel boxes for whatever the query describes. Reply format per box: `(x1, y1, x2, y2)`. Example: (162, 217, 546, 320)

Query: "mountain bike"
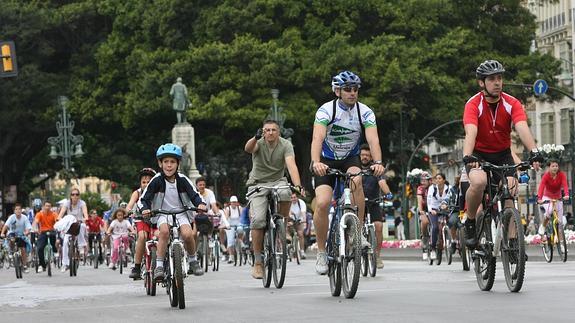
(41, 230, 57, 277)
(471, 161, 529, 293)
(31, 238, 39, 273)
(196, 214, 213, 273)
(246, 184, 294, 289)
(117, 234, 130, 274)
(324, 168, 365, 299)
(144, 233, 158, 296)
(7, 234, 25, 279)
(436, 205, 453, 266)
(287, 218, 302, 265)
(152, 205, 200, 309)
(68, 233, 80, 277)
(539, 199, 568, 263)
(88, 232, 102, 269)
(361, 197, 379, 277)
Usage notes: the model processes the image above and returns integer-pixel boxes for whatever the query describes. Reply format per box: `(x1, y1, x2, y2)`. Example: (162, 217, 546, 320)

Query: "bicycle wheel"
(172, 243, 186, 309)
(474, 211, 495, 291)
(166, 253, 178, 308)
(341, 213, 361, 299)
(45, 247, 53, 277)
(262, 229, 273, 288)
(119, 246, 124, 274)
(459, 228, 470, 271)
(444, 226, 453, 265)
(500, 208, 525, 292)
(149, 248, 157, 296)
(14, 253, 22, 279)
(556, 221, 568, 262)
(33, 249, 39, 273)
(361, 238, 368, 277)
(202, 235, 209, 273)
(69, 241, 76, 277)
(213, 240, 220, 271)
(367, 226, 377, 277)
(235, 238, 243, 267)
(293, 233, 301, 265)
(329, 260, 342, 297)
(272, 217, 287, 289)
(93, 244, 99, 269)
(542, 229, 553, 263)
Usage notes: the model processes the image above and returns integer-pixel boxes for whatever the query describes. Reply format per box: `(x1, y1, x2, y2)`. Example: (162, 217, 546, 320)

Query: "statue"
(180, 143, 193, 176)
(169, 77, 192, 124)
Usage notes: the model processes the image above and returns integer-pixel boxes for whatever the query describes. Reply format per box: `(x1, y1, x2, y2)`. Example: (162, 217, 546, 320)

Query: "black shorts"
(465, 148, 515, 185)
(313, 155, 361, 189)
(366, 202, 383, 222)
(459, 181, 469, 211)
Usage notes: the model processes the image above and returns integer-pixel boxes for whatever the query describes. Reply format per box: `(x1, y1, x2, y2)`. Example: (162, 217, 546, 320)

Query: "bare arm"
(463, 124, 478, 156)
(378, 179, 391, 195)
(365, 127, 382, 161)
(81, 203, 89, 222)
(57, 205, 67, 220)
(126, 190, 139, 212)
(244, 135, 260, 154)
(285, 155, 302, 188)
(514, 121, 537, 151)
(311, 124, 327, 163)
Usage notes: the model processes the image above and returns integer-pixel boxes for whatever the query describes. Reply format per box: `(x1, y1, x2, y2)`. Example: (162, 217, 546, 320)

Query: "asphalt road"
(1, 249, 574, 323)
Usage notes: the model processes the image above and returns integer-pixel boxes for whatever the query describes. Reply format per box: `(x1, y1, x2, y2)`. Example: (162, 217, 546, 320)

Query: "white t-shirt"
(289, 199, 306, 220)
(109, 219, 132, 240)
(200, 189, 217, 212)
(163, 179, 184, 213)
(226, 206, 242, 226)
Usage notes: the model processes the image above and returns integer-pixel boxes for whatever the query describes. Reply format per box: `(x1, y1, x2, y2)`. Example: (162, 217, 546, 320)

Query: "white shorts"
(156, 213, 191, 228)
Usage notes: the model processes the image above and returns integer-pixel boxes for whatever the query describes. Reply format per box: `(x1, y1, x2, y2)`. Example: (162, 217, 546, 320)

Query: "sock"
(189, 255, 197, 262)
(254, 253, 262, 262)
(156, 258, 163, 268)
(134, 263, 141, 270)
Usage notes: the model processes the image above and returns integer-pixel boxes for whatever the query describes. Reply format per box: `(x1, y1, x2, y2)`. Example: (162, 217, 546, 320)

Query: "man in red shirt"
(86, 210, 106, 261)
(462, 60, 541, 247)
(32, 201, 59, 271)
(537, 160, 569, 238)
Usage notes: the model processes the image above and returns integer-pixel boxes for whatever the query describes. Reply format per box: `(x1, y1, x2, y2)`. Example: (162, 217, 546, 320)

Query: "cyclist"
(58, 188, 89, 267)
(0, 203, 32, 273)
(417, 171, 432, 260)
(536, 159, 569, 246)
(224, 195, 244, 264)
(106, 208, 135, 270)
(86, 209, 106, 264)
(245, 119, 304, 279)
(360, 144, 391, 269)
(126, 167, 157, 279)
(289, 192, 307, 260)
(311, 70, 385, 275)
(462, 60, 541, 247)
(32, 201, 59, 272)
(138, 143, 208, 281)
(426, 173, 451, 261)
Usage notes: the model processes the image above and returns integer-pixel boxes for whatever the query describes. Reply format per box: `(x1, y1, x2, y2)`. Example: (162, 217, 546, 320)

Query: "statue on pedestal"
(169, 77, 191, 124)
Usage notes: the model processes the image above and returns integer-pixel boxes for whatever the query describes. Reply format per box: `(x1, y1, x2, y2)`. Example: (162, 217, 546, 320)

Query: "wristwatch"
(373, 160, 383, 165)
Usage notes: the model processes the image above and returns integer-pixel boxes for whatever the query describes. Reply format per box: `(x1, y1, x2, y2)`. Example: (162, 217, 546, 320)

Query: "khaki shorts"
(248, 178, 291, 229)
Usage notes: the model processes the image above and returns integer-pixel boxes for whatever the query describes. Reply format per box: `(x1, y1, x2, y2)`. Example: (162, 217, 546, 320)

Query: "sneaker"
(560, 244, 566, 254)
(421, 235, 429, 249)
(300, 250, 307, 260)
(252, 262, 264, 279)
(538, 224, 545, 236)
(449, 242, 457, 255)
(154, 266, 164, 281)
(23, 266, 29, 274)
(129, 267, 141, 279)
(227, 258, 234, 264)
(464, 219, 477, 248)
(188, 260, 204, 276)
(108, 263, 115, 269)
(315, 252, 328, 275)
(430, 250, 437, 260)
(361, 235, 371, 249)
(61, 265, 68, 273)
(376, 257, 384, 269)
(422, 249, 428, 261)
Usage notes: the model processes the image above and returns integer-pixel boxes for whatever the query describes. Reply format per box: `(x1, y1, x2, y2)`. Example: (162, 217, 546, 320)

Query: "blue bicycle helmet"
(331, 70, 362, 90)
(156, 143, 182, 160)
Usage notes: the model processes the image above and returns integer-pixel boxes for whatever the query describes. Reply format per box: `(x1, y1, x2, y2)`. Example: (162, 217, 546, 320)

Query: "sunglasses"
(342, 86, 359, 93)
(71, 193, 80, 196)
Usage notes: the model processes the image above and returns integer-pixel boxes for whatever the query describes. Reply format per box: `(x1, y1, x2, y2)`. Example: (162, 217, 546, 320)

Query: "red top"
(417, 185, 428, 210)
(463, 92, 528, 153)
(86, 216, 105, 233)
(537, 171, 569, 200)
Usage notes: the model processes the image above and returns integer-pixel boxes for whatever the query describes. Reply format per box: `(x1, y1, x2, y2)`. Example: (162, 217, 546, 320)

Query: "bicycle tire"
(69, 240, 76, 277)
(361, 246, 368, 277)
(444, 226, 453, 265)
(436, 248, 443, 266)
(14, 253, 22, 279)
(167, 252, 178, 307)
(34, 249, 39, 273)
(367, 226, 377, 277)
(556, 221, 568, 262)
(93, 244, 99, 269)
(262, 230, 273, 288)
(213, 241, 220, 271)
(329, 261, 342, 297)
(293, 233, 301, 265)
(273, 217, 287, 289)
(202, 235, 209, 273)
(119, 245, 124, 274)
(459, 228, 470, 271)
(172, 243, 186, 309)
(341, 213, 361, 299)
(542, 231, 553, 263)
(45, 246, 53, 277)
(473, 211, 495, 291)
(74, 245, 80, 276)
(235, 238, 243, 267)
(500, 208, 525, 292)
(150, 248, 157, 296)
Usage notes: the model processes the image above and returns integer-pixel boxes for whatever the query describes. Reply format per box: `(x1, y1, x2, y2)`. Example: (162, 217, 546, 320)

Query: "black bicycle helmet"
(476, 60, 505, 79)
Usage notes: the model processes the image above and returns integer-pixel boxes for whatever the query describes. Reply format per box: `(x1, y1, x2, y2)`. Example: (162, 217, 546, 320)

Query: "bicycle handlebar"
(481, 161, 530, 172)
(246, 184, 296, 198)
(151, 205, 201, 215)
(325, 168, 373, 178)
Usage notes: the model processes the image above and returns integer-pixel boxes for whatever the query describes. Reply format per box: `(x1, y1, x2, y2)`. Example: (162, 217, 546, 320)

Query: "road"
(1, 250, 574, 323)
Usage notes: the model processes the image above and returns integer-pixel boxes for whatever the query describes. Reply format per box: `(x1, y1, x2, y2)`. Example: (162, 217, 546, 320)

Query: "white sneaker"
(61, 266, 68, 273)
(315, 252, 328, 275)
(422, 252, 428, 261)
(561, 245, 566, 254)
(361, 235, 371, 249)
(108, 263, 115, 269)
(300, 250, 307, 259)
(538, 224, 545, 236)
(430, 250, 437, 260)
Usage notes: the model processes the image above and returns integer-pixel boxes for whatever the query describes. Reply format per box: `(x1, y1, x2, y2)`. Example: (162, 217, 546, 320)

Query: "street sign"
(533, 79, 548, 96)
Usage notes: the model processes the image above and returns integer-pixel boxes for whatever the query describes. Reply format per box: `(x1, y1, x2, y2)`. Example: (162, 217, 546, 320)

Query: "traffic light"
(0, 40, 17, 78)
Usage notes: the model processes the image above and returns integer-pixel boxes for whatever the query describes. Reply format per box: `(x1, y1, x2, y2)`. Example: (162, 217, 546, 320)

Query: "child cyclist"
(138, 143, 207, 281)
(126, 168, 157, 279)
(106, 208, 135, 270)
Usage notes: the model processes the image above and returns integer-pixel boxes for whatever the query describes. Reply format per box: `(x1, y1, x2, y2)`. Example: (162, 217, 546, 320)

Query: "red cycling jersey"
(537, 171, 569, 200)
(86, 216, 105, 233)
(463, 91, 527, 153)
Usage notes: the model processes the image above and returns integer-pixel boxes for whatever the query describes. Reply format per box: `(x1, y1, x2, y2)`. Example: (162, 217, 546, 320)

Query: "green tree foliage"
(0, 0, 562, 201)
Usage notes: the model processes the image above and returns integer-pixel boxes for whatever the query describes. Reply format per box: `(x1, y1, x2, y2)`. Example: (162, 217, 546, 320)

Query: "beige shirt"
(246, 137, 294, 186)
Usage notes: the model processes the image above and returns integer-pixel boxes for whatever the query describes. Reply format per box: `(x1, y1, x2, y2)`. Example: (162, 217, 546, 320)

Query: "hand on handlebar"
(197, 204, 208, 213)
(311, 161, 329, 177)
(370, 163, 385, 177)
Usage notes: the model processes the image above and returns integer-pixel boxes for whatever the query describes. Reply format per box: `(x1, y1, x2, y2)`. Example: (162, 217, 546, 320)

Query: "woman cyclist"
(417, 171, 432, 261)
(537, 158, 569, 247)
(426, 173, 451, 261)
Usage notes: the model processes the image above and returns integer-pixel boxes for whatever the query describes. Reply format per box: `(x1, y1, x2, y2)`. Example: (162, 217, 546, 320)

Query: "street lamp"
(268, 89, 293, 139)
(47, 96, 84, 193)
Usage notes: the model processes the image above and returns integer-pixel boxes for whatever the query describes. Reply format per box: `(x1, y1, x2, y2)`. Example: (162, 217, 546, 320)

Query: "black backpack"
(326, 99, 366, 144)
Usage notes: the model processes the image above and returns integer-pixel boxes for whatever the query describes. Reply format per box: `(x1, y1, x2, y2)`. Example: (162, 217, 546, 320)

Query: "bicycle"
(88, 232, 102, 269)
(6, 234, 25, 279)
(471, 161, 529, 292)
(114, 234, 130, 274)
(246, 184, 293, 289)
(0, 239, 9, 269)
(196, 214, 213, 273)
(287, 218, 302, 265)
(68, 232, 80, 277)
(143, 232, 158, 296)
(323, 168, 365, 299)
(152, 205, 200, 310)
(210, 229, 221, 271)
(436, 205, 453, 266)
(40, 230, 57, 277)
(457, 211, 471, 271)
(30, 238, 39, 273)
(539, 199, 568, 263)
(361, 197, 379, 277)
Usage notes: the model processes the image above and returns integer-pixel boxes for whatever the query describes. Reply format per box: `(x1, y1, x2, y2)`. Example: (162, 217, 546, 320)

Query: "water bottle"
(519, 172, 530, 184)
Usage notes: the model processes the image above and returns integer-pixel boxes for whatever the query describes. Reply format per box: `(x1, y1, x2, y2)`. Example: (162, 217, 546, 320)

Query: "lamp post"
(268, 89, 293, 139)
(47, 96, 84, 194)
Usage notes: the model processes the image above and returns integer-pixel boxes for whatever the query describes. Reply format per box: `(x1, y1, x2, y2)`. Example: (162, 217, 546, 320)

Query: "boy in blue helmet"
(138, 143, 207, 280)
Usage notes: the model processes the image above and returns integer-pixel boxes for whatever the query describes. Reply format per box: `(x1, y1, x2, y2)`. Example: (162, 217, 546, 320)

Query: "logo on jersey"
(329, 124, 356, 136)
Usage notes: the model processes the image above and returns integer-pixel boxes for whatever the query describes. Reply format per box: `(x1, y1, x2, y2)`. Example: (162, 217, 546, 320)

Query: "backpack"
(327, 99, 366, 144)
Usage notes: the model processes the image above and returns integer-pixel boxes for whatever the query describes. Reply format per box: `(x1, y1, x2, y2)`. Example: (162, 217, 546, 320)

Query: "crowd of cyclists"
(0, 60, 571, 301)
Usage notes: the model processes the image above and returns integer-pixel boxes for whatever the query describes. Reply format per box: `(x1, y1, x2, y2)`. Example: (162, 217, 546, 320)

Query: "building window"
(559, 42, 572, 74)
(540, 112, 555, 145)
(560, 108, 574, 144)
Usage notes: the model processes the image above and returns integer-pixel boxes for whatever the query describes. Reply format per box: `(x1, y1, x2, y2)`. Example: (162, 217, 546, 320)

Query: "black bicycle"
(362, 197, 379, 277)
(471, 161, 529, 292)
(246, 184, 294, 289)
